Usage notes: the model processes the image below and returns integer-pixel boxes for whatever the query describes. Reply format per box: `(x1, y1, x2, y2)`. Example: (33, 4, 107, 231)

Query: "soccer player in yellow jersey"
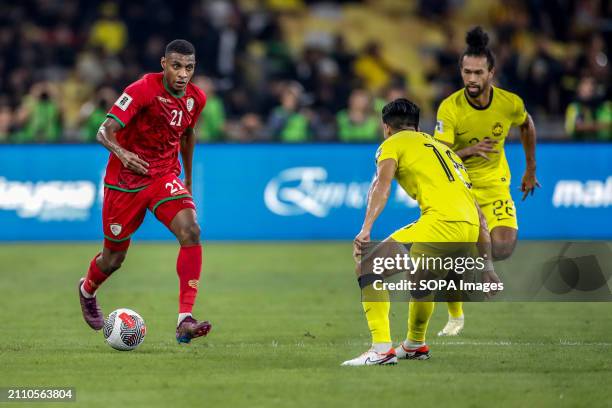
(341, 98, 499, 366)
(434, 27, 540, 337)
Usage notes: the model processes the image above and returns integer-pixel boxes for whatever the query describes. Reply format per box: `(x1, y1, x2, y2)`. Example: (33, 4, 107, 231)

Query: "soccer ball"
(103, 308, 146, 351)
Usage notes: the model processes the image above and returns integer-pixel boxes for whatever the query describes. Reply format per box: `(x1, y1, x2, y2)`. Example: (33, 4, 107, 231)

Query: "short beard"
(465, 85, 483, 98)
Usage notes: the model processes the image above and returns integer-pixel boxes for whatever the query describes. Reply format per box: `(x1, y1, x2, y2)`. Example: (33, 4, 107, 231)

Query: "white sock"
(372, 342, 392, 353)
(80, 282, 95, 299)
(178, 313, 192, 325)
(404, 339, 424, 349)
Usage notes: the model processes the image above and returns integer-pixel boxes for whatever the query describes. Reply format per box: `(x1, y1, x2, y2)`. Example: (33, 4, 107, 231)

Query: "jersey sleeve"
(188, 89, 207, 130)
(433, 98, 456, 145)
(510, 93, 528, 126)
(375, 139, 398, 165)
(106, 78, 151, 128)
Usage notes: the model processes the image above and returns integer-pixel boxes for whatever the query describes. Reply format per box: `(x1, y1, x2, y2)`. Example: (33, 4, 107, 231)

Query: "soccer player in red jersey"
(77, 39, 211, 343)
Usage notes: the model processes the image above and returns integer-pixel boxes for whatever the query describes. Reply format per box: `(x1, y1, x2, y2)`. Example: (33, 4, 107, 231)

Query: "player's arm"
(452, 139, 498, 161)
(180, 127, 196, 194)
(518, 113, 540, 200)
(354, 159, 396, 254)
(475, 201, 501, 298)
(96, 118, 149, 175)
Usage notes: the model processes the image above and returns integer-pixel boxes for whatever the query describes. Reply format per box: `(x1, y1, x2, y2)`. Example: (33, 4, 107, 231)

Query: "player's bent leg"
(78, 246, 129, 330)
(159, 206, 211, 343)
(490, 226, 517, 261)
(342, 237, 402, 366)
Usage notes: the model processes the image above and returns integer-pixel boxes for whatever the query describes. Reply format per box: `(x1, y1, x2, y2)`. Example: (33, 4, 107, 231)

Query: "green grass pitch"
(1, 242, 611, 407)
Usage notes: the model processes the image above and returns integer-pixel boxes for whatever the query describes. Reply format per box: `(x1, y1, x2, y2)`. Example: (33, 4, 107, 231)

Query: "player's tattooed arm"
(519, 113, 540, 200)
(97, 118, 149, 175)
(180, 127, 196, 193)
(354, 159, 396, 254)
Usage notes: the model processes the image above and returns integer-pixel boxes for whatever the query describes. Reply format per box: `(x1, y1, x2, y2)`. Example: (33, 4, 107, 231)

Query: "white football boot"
(437, 315, 464, 337)
(341, 348, 397, 366)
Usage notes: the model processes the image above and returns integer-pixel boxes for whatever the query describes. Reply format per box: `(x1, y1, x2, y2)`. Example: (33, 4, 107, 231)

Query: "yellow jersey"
(376, 130, 479, 226)
(434, 86, 527, 187)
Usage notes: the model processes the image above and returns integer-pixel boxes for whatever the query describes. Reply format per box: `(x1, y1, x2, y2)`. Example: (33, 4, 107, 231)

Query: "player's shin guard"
(177, 244, 202, 314)
(407, 299, 435, 343)
(83, 254, 110, 295)
(359, 274, 391, 344)
(447, 301, 464, 318)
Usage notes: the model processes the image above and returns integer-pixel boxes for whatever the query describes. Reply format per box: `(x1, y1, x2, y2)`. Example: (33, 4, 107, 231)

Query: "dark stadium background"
(0, 0, 609, 143)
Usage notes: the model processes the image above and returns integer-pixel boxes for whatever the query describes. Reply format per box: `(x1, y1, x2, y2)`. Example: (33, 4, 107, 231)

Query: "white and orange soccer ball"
(103, 308, 146, 351)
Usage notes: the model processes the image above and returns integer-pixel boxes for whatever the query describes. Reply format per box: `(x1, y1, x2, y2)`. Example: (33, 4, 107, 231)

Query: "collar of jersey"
(162, 76, 185, 98)
(464, 86, 494, 111)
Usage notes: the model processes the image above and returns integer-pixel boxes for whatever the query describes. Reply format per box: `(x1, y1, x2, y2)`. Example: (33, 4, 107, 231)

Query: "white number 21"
(170, 109, 183, 126)
(165, 179, 184, 195)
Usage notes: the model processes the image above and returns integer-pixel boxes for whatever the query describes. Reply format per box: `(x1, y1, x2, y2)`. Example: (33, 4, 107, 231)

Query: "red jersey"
(104, 72, 206, 190)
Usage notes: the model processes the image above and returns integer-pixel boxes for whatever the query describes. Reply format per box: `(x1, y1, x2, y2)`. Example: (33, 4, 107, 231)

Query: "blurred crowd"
(0, 0, 609, 143)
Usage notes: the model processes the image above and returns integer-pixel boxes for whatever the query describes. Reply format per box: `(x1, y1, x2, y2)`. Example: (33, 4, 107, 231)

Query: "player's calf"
(78, 250, 126, 330)
(98, 251, 127, 274)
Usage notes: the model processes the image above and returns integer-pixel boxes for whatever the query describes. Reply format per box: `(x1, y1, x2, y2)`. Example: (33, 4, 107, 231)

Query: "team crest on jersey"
(114, 93, 132, 111)
(435, 120, 443, 133)
(109, 223, 122, 236)
(492, 122, 504, 137)
(186, 97, 194, 112)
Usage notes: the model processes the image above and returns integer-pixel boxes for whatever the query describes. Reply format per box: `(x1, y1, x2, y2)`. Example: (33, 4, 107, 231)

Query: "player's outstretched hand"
(469, 138, 498, 161)
(353, 229, 370, 262)
(482, 269, 501, 299)
(118, 149, 149, 175)
(520, 169, 541, 201)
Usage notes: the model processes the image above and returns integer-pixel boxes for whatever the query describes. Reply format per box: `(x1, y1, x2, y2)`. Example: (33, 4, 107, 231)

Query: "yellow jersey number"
(492, 199, 515, 220)
(424, 143, 472, 189)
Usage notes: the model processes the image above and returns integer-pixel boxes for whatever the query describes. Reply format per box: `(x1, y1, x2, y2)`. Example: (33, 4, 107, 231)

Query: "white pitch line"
(163, 340, 612, 349)
(431, 340, 612, 347)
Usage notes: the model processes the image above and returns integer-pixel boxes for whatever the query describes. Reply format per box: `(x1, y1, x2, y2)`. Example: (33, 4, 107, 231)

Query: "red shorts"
(102, 174, 196, 251)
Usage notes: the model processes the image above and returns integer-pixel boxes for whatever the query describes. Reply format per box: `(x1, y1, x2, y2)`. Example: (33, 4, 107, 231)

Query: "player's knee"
(102, 252, 126, 273)
(492, 241, 515, 261)
(177, 223, 201, 245)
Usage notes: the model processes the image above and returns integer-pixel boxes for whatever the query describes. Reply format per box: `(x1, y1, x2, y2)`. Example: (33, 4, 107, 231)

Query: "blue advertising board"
(0, 143, 610, 241)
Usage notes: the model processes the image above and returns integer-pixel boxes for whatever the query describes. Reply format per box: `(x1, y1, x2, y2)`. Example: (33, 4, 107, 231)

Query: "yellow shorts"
(390, 216, 479, 243)
(389, 216, 479, 278)
(472, 185, 518, 231)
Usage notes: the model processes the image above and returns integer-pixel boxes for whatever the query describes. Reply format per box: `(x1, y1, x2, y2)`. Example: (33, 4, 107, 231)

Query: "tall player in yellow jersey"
(434, 27, 539, 337)
(342, 99, 499, 366)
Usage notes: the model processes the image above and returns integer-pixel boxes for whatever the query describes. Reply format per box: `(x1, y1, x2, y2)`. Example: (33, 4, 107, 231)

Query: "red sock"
(177, 245, 202, 313)
(83, 254, 110, 295)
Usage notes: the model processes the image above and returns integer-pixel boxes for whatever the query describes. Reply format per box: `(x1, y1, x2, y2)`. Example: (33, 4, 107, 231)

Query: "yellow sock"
(447, 301, 464, 318)
(407, 300, 434, 343)
(361, 285, 391, 344)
